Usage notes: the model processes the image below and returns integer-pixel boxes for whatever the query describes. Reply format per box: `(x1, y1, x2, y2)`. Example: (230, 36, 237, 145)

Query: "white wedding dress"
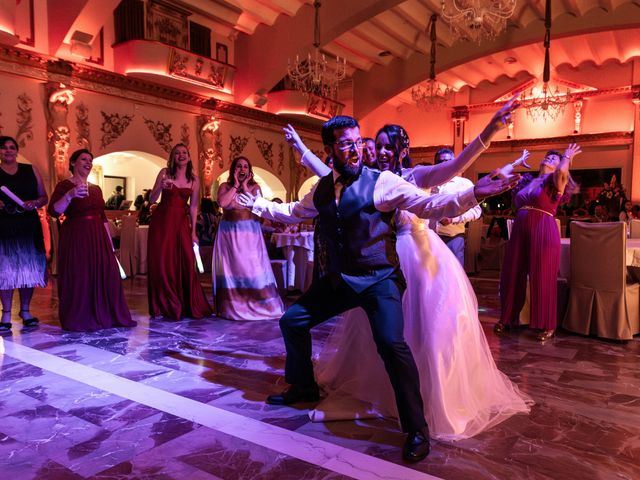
(311, 210, 533, 441)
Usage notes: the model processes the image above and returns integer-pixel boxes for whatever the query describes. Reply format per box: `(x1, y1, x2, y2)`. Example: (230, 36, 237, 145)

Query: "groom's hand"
(473, 169, 521, 202)
(237, 192, 256, 209)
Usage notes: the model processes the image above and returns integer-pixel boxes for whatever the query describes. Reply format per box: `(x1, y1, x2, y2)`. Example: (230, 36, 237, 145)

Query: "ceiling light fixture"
(286, 1, 346, 100)
(441, 0, 516, 43)
(521, 0, 571, 122)
(411, 15, 452, 111)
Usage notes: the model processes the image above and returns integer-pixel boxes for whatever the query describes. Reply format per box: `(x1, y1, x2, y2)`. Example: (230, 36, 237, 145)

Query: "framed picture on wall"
(216, 43, 228, 64)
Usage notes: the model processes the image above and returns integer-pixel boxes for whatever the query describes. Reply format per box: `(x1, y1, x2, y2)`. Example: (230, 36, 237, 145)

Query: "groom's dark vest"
(313, 167, 402, 293)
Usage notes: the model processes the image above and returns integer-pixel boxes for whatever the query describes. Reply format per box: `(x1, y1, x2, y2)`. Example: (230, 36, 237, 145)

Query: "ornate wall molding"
(16, 93, 33, 147)
(215, 129, 223, 169)
(229, 135, 248, 163)
(75, 102, 91, 150)
(215, 100, 321, 134)
(307, 94, 344, 119)
(255, 139, 274, 168)
(168, 48, 233, 92)
(411, 131, 634, 160)
(196, 115, 220, 197)
(0, 46, 324, 138)
(288, 147, 305, 201)
(100, 111, 134, 149)
(144, 117, 173, 152)
(278, 143, 285, 176)
(44, 83, 74, 185)
(180, 123, 190, 147)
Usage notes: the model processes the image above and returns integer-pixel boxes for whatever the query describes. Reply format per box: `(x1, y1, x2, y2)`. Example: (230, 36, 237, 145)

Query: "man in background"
(430, 148, 482, 266)
(105, 185, 125, 210)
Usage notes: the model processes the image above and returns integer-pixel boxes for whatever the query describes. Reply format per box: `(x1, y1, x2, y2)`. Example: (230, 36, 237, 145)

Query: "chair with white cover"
(555, 218, 562, 237)
(117, 214, 137, 278)
(464, 219, 482, 274)
(630, 219, 640, 239)
(563, 222, 639, 340)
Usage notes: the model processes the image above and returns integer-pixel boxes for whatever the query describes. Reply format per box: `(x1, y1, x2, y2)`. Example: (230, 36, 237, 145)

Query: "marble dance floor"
(1, 275, 639, 479)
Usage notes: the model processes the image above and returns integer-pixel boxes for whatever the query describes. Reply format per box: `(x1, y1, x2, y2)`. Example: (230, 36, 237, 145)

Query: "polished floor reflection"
(0, 275, 638, 479)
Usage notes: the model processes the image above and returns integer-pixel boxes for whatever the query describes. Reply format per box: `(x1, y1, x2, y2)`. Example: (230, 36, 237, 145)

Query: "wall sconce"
(201, 115, 219, 134)
(49, 84, 75, 105)
(573, 98, 584, 134)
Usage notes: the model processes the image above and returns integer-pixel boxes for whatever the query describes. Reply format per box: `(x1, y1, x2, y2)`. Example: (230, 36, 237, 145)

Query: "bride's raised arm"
(411, 94, 520, 189)
(284, 124, 331, 177)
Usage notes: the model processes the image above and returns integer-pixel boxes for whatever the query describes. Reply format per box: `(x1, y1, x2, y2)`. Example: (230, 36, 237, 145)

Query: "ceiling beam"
(233, 0, 406, 105)
(353, 4, 640, 119)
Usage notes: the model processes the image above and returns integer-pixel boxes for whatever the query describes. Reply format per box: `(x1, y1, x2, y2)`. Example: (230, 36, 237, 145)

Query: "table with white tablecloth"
(272, 232, 314, 291)
(135, 226, 149, 274)
(110, 222, 149, 275)
(518, 238, 640, 325)
(559, 237, 640, 280)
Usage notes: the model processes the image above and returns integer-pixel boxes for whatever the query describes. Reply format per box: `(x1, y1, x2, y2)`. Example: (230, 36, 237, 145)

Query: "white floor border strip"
(2, 339, 441, 480)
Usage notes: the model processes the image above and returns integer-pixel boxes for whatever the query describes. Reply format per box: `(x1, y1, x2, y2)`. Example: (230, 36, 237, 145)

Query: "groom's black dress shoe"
(402, 426, 430, 462)
(266, 384, 320, 405)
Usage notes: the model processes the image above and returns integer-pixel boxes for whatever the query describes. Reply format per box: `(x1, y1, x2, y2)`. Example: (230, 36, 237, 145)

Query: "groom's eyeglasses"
(332, 139, 364, 151)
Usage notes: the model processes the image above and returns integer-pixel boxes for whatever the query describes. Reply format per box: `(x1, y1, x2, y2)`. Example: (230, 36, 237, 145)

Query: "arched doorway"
(92, 151, 166, 207)
(213, 166, 287, 201)
(298, 175, 320, 199)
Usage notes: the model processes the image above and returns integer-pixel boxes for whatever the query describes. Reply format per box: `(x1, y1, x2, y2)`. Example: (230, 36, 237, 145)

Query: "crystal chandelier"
(441, 0, 516, 43)
(523, 83, 571, 122)
(286, 1, 346, 100)
(521, 0, 570, 122)
(411, 15, 452, 111)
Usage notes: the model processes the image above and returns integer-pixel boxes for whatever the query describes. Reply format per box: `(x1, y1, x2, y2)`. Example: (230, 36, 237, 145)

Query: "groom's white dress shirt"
(251, 169, 479, 224)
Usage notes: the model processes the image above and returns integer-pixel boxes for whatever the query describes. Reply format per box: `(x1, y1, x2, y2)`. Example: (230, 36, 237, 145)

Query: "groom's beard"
(334, 155, 362, 179)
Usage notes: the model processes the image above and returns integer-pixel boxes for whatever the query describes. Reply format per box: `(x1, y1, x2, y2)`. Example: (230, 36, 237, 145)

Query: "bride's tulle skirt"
(312, 226, 533, 441)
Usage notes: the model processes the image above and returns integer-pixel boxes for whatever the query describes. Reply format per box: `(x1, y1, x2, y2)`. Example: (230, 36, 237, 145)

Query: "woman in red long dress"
(48, 149, 136, 331)
(147, 143, 212, 320)
(495, 144, 581, 342)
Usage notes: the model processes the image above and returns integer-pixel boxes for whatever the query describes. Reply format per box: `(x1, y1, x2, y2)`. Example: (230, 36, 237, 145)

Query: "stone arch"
(298, 175, 320, 200)
(92, 150, 166, 204)
(213, 166, 287, 201)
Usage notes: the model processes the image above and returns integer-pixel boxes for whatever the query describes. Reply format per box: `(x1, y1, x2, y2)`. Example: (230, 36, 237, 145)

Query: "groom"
(239, 115, 518, 462)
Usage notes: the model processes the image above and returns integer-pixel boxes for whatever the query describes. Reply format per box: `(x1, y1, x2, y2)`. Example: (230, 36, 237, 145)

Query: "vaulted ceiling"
(42, 0, 640, 120)
(224, 0, 640, 119)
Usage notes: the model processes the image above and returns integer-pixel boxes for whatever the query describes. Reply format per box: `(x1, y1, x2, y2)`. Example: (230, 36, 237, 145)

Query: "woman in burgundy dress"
(147, 143, 212, 320)
(48, 149, 136, 331)
(495, 144, 581, 342)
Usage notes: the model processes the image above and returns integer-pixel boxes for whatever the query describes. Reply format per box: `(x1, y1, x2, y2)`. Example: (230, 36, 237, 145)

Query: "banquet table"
(110, 222, 149, 274)
(272, 231, 314, 291)
(135, 226, 149, 274)
(518, 238, 640, 325)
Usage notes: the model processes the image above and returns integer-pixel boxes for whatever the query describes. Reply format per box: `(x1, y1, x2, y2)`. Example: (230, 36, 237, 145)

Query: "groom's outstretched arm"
(238, 183, 320, 224)
(374, 170, 519, 220)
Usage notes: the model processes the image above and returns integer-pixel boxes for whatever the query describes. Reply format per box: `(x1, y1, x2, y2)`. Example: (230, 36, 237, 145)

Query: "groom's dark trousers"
(280, 272, 427, 433)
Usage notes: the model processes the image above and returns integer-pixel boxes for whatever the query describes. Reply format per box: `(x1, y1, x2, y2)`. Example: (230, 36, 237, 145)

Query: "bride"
(284, 112, 532, 441)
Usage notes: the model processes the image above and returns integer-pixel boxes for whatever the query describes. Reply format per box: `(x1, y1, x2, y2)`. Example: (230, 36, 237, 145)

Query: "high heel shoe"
(537, 329, 555, 342)
(493, 322, 510, 336)
(19, 310, 39, 327)
(0, 310, 11, 331)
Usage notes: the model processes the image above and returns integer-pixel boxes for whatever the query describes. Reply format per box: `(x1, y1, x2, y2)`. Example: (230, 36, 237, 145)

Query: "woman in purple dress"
(49, 149, 136, 331)
(495, 145, 581, 342)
